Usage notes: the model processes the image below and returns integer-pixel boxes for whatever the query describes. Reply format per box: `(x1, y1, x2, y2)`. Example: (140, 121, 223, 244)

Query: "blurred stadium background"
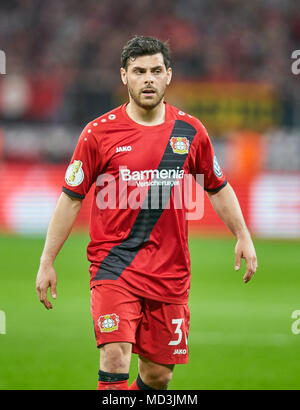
(0, 0, 300, 390)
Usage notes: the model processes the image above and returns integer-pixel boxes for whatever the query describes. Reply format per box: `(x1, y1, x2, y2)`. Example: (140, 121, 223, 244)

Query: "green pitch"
(0, 233, 299, 390)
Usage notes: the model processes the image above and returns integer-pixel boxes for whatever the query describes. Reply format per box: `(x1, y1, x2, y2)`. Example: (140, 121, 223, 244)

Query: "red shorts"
(90, 284, 190, 365)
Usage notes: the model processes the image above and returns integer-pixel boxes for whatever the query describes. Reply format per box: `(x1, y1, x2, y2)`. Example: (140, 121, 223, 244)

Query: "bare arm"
(36, 192, 83, 309)
(207, 183, 258, 283)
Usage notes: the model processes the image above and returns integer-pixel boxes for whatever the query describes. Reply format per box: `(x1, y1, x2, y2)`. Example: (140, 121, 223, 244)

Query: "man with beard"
(36, 36, 257, 390)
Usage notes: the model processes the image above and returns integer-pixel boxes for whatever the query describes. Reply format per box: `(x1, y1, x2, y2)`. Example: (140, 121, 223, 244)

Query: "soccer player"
(36, 36, 257, 390)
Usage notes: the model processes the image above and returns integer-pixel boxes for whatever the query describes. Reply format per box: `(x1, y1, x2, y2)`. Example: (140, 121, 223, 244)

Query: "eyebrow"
(132, 65, 164, 71)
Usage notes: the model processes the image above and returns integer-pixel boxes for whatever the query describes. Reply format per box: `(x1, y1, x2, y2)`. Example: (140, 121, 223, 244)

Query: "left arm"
(206, 183, 258, 283)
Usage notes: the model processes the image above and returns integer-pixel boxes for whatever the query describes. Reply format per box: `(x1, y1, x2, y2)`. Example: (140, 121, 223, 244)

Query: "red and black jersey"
(63, 103, 227, 304)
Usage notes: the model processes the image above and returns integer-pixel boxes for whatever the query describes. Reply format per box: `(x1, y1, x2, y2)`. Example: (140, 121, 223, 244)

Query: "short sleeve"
(189, 122, 227, 192)
(62, 125, 101, 199)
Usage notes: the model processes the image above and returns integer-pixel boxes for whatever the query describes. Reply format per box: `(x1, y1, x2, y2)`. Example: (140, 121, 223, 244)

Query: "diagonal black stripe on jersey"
(94, 120, 197, 281)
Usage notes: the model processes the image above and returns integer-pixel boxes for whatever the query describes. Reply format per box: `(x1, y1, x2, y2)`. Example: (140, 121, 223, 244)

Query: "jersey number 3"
(168, 318, 184, 346)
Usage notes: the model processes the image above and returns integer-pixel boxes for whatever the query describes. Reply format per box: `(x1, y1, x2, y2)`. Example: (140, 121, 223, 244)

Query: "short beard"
(127, 85, 165, 110)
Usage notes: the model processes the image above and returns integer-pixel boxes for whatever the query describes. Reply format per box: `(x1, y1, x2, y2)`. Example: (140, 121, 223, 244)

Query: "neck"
(126, 100, 166, 126)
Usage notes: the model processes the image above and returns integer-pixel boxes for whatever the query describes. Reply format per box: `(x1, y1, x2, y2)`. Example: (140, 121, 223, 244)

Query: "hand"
(235, 236, 258, 283)
(36, 262, 57, 309)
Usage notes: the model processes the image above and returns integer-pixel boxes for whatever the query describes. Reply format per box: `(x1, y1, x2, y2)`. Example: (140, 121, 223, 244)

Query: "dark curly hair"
(121, 36, 171, 70)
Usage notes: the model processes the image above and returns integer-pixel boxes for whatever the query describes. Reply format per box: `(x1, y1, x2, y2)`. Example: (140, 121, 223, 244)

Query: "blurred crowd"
(0, 0, 299, 124)
(1, 1, 299, 237)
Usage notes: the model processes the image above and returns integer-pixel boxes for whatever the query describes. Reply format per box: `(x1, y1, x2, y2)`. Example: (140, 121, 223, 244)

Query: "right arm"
(36, 192, 82, 310)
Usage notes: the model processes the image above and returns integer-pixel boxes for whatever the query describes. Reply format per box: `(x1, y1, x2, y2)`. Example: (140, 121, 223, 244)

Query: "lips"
(142, 89, 156, 94)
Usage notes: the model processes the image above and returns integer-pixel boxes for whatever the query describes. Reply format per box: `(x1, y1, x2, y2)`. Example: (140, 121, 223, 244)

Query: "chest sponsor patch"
(170, 137, 190, 155)
(65, 160, 84, 186)
(98, 314, 119, 332)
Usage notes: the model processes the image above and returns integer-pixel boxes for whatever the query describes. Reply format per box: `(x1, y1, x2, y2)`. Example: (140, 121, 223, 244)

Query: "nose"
(144, 70, 154, 84)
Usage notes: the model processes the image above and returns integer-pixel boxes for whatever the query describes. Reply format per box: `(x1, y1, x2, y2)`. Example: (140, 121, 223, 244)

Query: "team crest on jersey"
(170, 137, 190, 155)
(98, 314, 119, 333)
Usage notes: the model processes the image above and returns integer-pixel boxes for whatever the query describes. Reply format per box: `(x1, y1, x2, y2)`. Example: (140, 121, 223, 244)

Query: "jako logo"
(291, 50, 300, 75)
(116, 145, 132, 153)
(173, 349, 187, 355)
(0, 50, 6, 74)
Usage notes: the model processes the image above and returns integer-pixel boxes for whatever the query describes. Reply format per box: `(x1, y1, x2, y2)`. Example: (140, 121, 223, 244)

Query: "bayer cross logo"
(98, 313, 119, 333)
(170, 137, 190, 155)
(0, 50, 6, 74)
